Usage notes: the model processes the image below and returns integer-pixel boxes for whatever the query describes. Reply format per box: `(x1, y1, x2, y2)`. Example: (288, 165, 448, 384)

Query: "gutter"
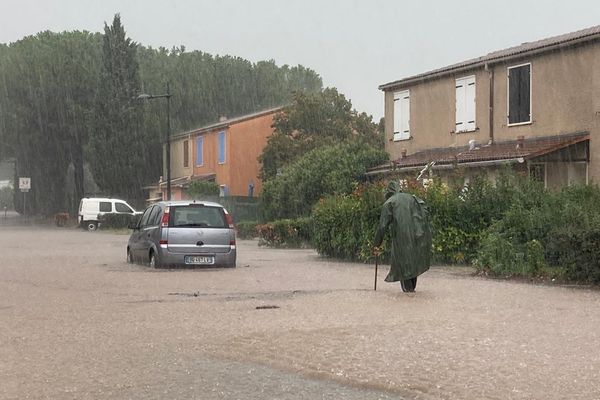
(366, 157, 524, 177)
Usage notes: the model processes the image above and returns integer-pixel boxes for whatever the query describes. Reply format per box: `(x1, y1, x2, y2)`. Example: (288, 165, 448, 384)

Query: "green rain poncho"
(374, 182, 432, 282)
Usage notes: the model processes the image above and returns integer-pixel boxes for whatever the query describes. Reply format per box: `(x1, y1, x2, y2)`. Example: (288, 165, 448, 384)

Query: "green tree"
(89, 14, 149, 200)
(0, 31, 100, 215)
(261, 142, 387, 220)
(259, 88, 383, 181)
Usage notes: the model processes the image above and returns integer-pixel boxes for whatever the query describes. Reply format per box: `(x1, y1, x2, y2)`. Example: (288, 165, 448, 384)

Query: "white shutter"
(455, 78, 466, 131)
(393, 91, 402, 141)
(455, 75, 476, 132)
(400, 91, 410, 139)
(393, 90, 410, 141)
(465, 76, 476, 131)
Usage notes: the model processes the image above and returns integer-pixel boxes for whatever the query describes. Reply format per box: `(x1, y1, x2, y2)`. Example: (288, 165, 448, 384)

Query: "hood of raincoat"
(384, 181, 402, 200)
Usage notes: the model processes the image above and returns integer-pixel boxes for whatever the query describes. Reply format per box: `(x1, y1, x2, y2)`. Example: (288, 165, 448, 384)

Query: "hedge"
(256, 218, 312, 248)
(98, 213, 139, 230)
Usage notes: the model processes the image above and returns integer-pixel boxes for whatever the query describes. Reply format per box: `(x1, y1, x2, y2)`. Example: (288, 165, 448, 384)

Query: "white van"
(78, 197, 140, 231)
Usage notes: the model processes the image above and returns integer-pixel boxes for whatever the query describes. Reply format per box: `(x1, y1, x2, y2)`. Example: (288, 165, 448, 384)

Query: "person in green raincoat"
(373, 181, 432, 292)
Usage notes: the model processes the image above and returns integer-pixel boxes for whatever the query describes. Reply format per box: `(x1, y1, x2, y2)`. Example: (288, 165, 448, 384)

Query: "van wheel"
(126, 248, 134, 264)
(86, 221, 98, 232)
(149, 251, 161, 269)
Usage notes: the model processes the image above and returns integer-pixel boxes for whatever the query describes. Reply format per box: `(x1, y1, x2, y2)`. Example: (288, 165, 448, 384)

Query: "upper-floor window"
(455, 75, 476, 132)
(183, 140, 189, 168)
(196, 136, 204, 166)
(508, 63, 531, 125)
(218, 131, 226, 164)
(393, 90, 410, 141)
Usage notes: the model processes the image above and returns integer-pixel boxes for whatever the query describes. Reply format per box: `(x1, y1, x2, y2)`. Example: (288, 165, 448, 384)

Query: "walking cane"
(374, 253, 378, 291)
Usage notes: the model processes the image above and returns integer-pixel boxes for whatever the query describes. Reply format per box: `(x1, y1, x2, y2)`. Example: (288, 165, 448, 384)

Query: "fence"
(194, 195, 262, 223)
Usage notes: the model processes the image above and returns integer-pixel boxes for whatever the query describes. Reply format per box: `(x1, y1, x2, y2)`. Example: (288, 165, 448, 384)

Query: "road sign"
(19, 177, 31, 191)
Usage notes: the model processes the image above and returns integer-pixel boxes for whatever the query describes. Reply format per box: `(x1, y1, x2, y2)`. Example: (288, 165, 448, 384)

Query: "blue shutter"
(218, 131, 226, 163)
(196, 136, 203, 166)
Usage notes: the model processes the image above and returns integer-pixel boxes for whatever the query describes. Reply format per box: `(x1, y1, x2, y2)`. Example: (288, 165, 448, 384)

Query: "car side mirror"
(128, 221, 139, 230)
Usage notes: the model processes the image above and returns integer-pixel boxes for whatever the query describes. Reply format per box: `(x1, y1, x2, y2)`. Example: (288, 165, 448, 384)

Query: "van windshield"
(169, 205, 227, 228)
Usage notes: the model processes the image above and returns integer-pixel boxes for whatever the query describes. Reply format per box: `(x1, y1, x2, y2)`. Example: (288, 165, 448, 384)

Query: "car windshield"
(169, 205, 227, 228)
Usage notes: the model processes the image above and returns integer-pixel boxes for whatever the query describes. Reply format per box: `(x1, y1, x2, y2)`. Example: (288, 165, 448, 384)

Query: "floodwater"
(1, 227, 600, 399)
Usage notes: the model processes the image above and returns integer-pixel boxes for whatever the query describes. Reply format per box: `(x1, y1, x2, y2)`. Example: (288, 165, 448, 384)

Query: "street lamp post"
(137, 82, 172, 201)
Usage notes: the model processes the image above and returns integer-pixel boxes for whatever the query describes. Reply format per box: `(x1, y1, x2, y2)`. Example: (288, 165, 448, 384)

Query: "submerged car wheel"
(149, 251, 161, 269)
(86, 221, 98, 232)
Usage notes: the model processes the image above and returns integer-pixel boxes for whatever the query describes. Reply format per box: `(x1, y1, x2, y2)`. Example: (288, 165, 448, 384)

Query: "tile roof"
(371, 132, 589, 173)
(380, 25, 600, 90)
(171, 106, 283, 140)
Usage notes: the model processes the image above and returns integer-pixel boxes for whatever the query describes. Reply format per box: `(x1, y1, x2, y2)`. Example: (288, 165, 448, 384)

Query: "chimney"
(401, 149, 407, 159)
(469, 139, 476, 151)
(516, 135, 525, 149)
(219, 115, 227, 122)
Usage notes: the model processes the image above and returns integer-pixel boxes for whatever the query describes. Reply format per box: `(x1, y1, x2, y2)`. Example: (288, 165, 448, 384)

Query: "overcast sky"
(2, 0, 600, 120)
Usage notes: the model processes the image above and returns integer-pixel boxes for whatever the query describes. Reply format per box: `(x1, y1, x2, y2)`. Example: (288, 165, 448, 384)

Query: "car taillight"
(225, 211, 234, 229)
(161, 207, 170, 227)
(230, 239, 236, 246)
(159, 240, 168, 245)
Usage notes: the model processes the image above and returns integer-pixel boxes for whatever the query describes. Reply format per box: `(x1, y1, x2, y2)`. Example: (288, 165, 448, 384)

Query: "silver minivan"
(127, 201, 236, 268)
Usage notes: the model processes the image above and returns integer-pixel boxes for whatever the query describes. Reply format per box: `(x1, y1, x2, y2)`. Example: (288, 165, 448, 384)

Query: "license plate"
(184, 255, 215, 265)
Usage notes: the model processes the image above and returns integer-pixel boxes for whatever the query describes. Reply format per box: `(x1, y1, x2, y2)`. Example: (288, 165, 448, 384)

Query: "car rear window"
(170, 205, 227, 228)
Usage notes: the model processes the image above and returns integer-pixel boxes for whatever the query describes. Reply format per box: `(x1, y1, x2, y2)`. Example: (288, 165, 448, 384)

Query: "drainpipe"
(486, 63, 494, 144)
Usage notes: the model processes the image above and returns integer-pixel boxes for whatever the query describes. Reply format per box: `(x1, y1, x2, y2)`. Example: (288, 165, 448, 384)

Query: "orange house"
(160, 107, 281, 200)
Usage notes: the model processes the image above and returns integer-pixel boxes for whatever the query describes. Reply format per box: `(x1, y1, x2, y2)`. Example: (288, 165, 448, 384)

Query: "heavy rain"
(2, 1, 600, 399)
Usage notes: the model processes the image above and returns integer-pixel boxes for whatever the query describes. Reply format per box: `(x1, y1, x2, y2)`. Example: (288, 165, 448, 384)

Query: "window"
(530, 163, 546, 185)
(218, 131, 226, 163)
(99, 202, 112, 212)
(508, 63, 531, 125)
(139, 207, 153, 228)
(147, 205, 162, 226)
(170, 205, 227, 228)
(393, 90, 410, 141)
(196, 136, 203, 166)
(183, 140, 189, 168)
(455, 75, 476, 132)
(115, 202, 133, 213)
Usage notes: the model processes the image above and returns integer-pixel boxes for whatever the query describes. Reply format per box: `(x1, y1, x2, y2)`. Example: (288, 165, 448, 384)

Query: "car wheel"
(86, 221, 98, 232)
(126, 248, 134, 264)
(149, 251, 161, 269)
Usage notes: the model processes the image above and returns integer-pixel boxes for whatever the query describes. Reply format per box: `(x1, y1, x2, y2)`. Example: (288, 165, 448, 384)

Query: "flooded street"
(1, 227, 600, 399)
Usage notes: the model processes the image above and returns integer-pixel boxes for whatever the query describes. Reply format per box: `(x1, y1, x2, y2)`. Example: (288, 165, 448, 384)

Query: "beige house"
(372, 25, 600, 189)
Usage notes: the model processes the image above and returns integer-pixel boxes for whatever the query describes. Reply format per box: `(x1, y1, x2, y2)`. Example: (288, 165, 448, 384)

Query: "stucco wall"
(189, 112, 276, 197)
(169, 137, 194, 180)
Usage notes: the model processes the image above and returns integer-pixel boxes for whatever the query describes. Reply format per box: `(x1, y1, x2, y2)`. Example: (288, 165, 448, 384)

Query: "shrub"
(476, 183, 600, 283)
(256, 218, 312, 248)
(312, 183, 388, 262)
(98, 213, 139, 230)
(236, 221, 259, 239)
(188, 180, 220, 197)
(261, 141, 387, 221)
(546, 222, 600, 284)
